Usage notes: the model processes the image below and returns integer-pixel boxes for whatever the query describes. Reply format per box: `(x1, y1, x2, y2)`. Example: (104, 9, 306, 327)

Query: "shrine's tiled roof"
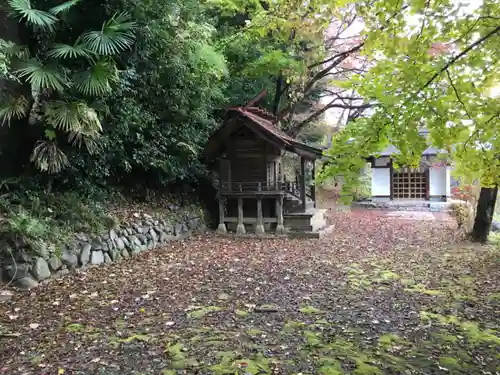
(225, 106, 323, 157)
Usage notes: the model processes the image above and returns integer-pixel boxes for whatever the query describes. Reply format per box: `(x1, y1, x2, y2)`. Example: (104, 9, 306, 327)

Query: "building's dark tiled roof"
(370, 129, 444, 157)
(228, 107, 294, 144)
(377, 144, 443, 157)
(226, 106, 323, 158)
(244, 106, 278, 123)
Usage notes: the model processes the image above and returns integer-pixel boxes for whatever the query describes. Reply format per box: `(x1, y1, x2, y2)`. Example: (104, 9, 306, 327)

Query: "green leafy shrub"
(353, 173, 372, 202)
(0, 183, 121, 259)
(451, 202, 474, 232)
(0, 207, 52, 260)
(3, 208, 48, 240)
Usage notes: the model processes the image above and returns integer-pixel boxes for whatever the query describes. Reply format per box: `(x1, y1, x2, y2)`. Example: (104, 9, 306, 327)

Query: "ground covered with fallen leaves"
(1, 210, 499, 375)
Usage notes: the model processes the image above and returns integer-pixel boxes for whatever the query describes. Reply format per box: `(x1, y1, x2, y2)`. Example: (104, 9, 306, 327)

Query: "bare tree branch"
(288, 102, 373, 137)
(307, 42, 364, 71)
(445, 68, 473, 119)
(277, 47, 362, 122)
(417, 0, 431, 40)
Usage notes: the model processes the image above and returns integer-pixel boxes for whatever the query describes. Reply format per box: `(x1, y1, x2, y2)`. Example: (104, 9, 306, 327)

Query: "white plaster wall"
(429, 167, 449, 196)
(372, 168, 390, 196)
(445, 167, 451, 197)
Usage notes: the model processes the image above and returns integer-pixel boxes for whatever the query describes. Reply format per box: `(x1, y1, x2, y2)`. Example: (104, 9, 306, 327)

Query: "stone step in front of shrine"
(353, 200, 459, 212)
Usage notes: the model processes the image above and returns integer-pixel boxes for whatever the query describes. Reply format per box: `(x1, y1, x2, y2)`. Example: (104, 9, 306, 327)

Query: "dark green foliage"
(0, 0, 231, 187)
(0, 0, 136, 175)
(0, 185, 117, 259)
(72, 0, 229, 185)
(216, 30, 277, 109)
(0, 0, 329, 265)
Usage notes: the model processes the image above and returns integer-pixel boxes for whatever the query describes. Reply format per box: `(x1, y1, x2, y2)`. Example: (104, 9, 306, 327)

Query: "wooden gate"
(392, 167, 428, 199)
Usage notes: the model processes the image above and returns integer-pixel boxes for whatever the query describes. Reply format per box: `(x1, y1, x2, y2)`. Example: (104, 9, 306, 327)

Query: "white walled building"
(368, 144, 452, 202)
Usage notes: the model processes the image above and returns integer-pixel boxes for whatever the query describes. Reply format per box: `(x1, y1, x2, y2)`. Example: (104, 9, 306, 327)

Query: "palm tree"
(0, 0, 136, 173)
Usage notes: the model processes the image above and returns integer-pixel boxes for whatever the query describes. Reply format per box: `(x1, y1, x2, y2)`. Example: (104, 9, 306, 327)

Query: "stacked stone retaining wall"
(2, 210, 205, 290)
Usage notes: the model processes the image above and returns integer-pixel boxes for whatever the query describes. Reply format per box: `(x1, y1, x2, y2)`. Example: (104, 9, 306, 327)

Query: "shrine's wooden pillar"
(236, 197, 245, 235)
(216, 196, 227, 234)
(311, 160, 316, 208)
(276, 196, 285, 234)
(217, 159, 228, 234)
(256, 198, 265, 234)
(256, 183, 265, 234)
(300, 156, 306, 212)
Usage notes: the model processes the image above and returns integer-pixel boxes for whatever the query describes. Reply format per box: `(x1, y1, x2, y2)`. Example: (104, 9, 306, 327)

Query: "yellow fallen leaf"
(139, 307, 145, 313)
(58, 369, 64, 374)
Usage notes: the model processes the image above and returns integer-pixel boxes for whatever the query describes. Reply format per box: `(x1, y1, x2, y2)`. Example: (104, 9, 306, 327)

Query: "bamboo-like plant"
(0, 0, 136, 173)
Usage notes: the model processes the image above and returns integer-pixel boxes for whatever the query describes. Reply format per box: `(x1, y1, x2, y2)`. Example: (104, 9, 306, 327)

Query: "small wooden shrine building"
(204, 103, 325, 235)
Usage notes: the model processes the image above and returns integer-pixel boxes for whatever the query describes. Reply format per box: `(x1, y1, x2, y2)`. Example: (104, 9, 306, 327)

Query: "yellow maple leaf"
(58, 369, 65, 375)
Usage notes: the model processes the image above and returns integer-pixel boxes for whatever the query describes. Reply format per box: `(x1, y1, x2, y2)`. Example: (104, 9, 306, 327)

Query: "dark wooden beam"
(244, 89, 268, 108)
(276, 196, 285, 234)
(217, 196, 227, 234)
(219, 191, 285, 197)
(236, 197, 245, 235)
(311, 160, 316, 208)
(227, 159, 232, 190)
(389, 159, 394, 201)
(300, 156, 306, 212)
(425, 168, 430, 200)
(291, 145, 322, 160)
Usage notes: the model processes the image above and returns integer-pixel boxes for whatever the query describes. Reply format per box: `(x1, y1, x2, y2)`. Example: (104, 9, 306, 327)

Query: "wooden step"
(284, 200, 315, 214)
(286, 225, 313, 232)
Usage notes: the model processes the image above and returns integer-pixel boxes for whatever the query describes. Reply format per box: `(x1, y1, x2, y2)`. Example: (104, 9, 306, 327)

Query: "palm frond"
(46, 42, 91, 59)
(49, 0, 80, 15)
(45, 100, 102, 134)
(68, 132, 100, 154)
(66, 101, 102, 153)
(83, 136, 99, 154)
(0, 39, 30, 60)
(16, 59, 66, 91)
(30, 140, 69, 174)
(8, 0, 58, 31)
(0, 96, 29, 125)
(88, 100, 110, 115)
(72, 104, 102, 135)
(110, 12, 137, 30)
(74, 58, 118, 96)
(82, 12, 136, 55)
(44, 101, 79, 131)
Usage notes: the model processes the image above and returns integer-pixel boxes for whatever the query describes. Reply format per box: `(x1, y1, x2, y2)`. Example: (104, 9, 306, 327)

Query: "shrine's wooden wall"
(220, 120, 282, 185)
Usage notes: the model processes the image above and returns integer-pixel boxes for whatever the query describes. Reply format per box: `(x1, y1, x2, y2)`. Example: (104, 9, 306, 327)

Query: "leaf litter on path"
(1, 210, 498, 375)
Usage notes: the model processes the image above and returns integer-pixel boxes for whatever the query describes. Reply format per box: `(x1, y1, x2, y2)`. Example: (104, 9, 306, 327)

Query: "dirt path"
(1, 211, 498, 375)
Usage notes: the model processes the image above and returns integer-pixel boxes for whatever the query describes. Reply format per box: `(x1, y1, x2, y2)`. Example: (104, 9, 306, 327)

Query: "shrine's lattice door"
(392, 167, 428, 199)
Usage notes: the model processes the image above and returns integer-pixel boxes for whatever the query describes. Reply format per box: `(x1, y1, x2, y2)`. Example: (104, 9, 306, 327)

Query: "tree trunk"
(272, 75, 283, 116)
(471, 186, 498, 243)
